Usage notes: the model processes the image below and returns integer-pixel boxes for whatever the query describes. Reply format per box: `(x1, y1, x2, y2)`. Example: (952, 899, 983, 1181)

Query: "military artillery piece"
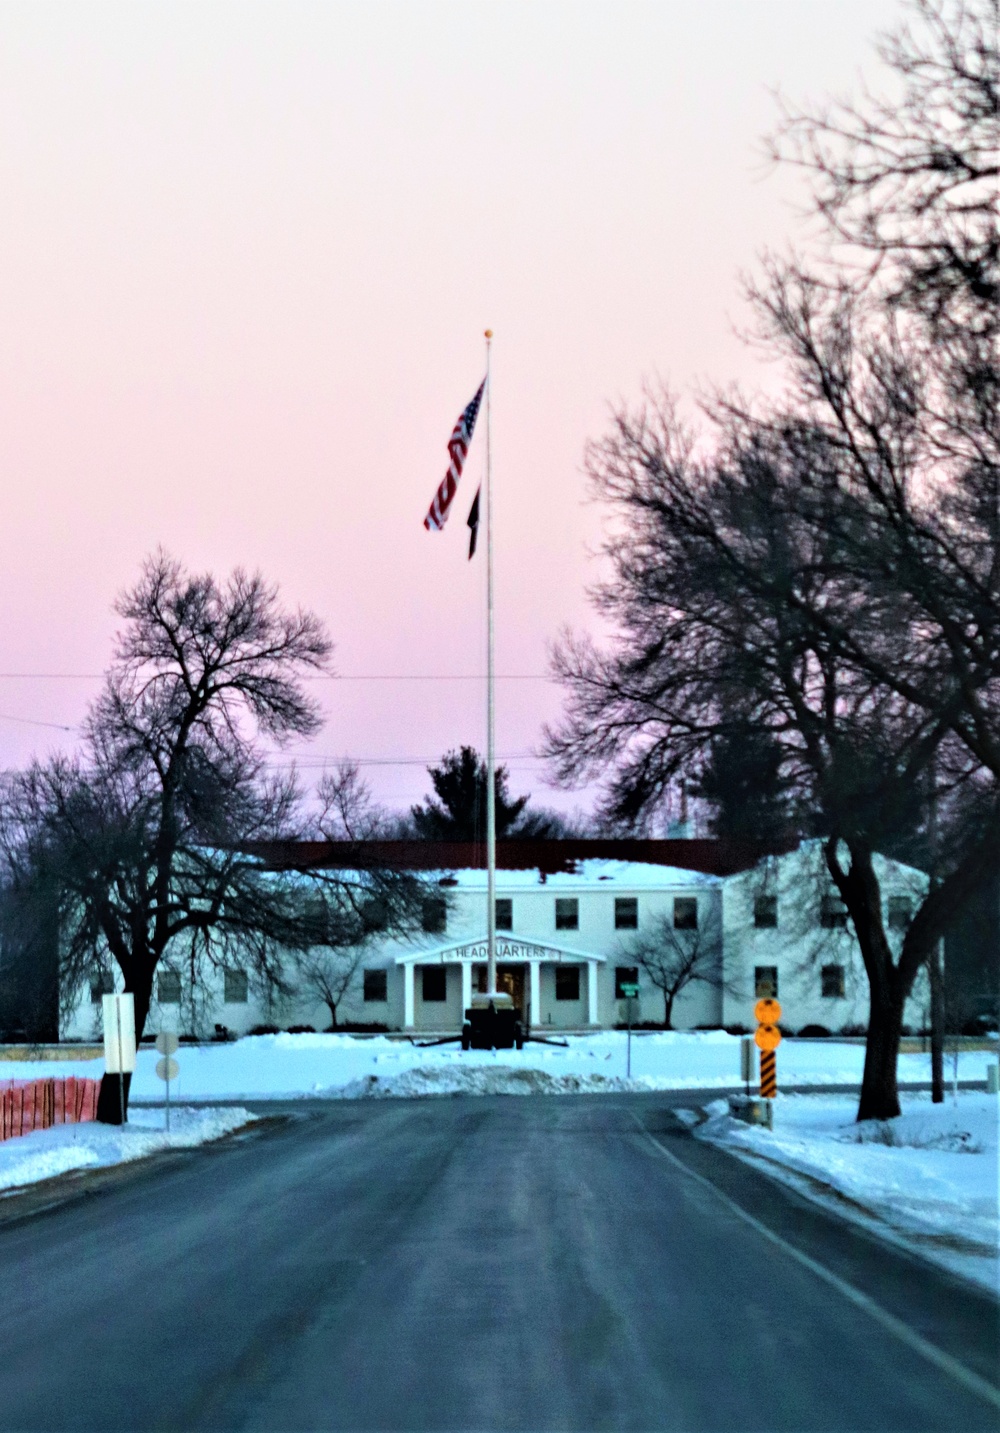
(461, 991, 523, 1051)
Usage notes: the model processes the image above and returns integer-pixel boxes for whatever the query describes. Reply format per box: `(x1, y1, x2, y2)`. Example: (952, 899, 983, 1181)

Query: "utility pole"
(928, 756, 945, 1103)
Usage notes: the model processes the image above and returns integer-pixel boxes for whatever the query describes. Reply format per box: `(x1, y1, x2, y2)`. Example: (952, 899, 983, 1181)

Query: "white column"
(587, 961, 599, 1026)
(529, 961, 541, 1028)
(404, 964, 415, 1029)
(461, 962, 472, 1013)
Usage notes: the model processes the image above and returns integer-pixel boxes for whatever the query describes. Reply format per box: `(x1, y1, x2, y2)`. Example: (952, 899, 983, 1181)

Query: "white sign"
(449, 940, 575, 964)
(102, 993, 137, 1074)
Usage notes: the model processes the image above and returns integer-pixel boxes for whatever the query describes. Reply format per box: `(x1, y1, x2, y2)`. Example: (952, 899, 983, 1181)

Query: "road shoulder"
(633, 1104, 1000, 1397)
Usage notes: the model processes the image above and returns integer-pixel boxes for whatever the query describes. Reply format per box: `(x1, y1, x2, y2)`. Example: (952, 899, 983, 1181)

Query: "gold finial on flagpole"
(485, 329, 493, 338)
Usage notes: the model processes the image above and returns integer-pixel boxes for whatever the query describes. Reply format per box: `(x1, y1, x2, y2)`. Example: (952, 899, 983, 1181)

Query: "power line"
(264, 753, 547, 768)
(0, 712, 76, 732)
(0, 672, 553, 682)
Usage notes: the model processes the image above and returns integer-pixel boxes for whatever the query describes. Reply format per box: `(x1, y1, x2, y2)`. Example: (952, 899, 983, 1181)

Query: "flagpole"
(484, 328, 496, 998)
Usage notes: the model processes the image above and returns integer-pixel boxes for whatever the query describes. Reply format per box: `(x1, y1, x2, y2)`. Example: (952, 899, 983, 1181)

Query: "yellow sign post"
(753, 998, 781, 1098)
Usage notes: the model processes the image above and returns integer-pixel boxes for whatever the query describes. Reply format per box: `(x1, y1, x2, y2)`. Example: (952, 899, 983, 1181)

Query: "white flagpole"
(484, 328, 497, 998)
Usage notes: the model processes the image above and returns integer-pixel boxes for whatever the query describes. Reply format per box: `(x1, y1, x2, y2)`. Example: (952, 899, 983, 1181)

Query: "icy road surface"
(0, 1095, 994, 1431)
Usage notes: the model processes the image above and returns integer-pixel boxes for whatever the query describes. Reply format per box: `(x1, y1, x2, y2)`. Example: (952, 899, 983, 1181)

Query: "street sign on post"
(753, 997, 781, 1100)
(102, 993, 136, 1126)
(155, 1031, 179, 1130)
(620, 984, 639, 1080)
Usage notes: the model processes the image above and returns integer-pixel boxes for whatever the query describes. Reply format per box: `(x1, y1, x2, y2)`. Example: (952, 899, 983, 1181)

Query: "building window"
(820, 895, 849, 929)
(157, 970, 182, 1005)
(821, 964, 846, 999)
(614, 898, 638, 930)
(90, 972, 114, 1003)
(421, 966, 447, 1001)
(754, 966, 778, 999)
(753, 895, 778, 929)
(422, 896, 447, 934)
(887, 896, 912, 931)
(361, 898, 388, 934)
(363, 968, 387, 1002)
(223, 969, 248, 1004)
(615, 966, 639, 999)
(555, 966, 580, 1001)
(673, 897, 698, 930)
(555, 898, 579, 931)
(496, 898, 513, 932)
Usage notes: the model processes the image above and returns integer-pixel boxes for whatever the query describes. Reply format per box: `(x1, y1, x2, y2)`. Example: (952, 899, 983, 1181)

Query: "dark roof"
(248, 837, 791, 878)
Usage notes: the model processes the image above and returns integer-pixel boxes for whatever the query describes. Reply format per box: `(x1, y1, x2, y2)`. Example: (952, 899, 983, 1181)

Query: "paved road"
(0, 1095, 996, 1431)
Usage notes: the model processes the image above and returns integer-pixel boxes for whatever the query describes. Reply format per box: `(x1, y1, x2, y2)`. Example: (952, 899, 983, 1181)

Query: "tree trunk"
(96, 967, 153, 1125)
(96, 1070, 132, 1125)
(857, 976, 904, 1121)
(663, 992, 674, 1030)
(826, 840, 908, 1123)
(327, 1001, 338, 1030)
(929, 943, 945, 1103)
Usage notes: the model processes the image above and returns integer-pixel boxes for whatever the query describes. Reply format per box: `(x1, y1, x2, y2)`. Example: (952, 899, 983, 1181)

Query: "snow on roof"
(429, 860, 720, 890)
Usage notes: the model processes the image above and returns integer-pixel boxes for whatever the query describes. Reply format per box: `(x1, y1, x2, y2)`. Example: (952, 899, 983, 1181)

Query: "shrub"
(724, 1023, 749, 1035)
(247, 1023, 281, 1036)
(839, 1022, 867, 1037)
(324, 1021, 390, 1034)
(797, 1024, 831, 1038)
(285, 1024, 316, 1035)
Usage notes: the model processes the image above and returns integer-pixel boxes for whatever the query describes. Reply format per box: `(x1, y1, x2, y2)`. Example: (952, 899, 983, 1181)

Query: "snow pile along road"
(697, 1092, 1000, 1295)
(0, 1106, 256, 1196)
(333, 1065, 654, 1099)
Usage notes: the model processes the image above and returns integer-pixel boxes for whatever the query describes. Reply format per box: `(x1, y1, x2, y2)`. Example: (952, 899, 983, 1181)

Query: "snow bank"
(0, 1106, 256, 1196)
(699, 1092, 999, 1295)
(3, 1031, 991, 1102)
(331, 1066, 664, 1099)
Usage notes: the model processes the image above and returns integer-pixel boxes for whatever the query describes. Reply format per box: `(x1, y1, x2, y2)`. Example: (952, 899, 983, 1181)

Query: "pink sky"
(0, 0, 899, 820)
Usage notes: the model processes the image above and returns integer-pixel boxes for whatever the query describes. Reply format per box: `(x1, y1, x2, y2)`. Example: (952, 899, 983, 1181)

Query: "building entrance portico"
(477, 964, 526, 1022)
(396, 935, 604, 1030)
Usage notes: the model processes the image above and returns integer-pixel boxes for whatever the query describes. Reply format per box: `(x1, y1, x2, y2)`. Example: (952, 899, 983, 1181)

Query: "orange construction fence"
(0, 1077, 100, 1141)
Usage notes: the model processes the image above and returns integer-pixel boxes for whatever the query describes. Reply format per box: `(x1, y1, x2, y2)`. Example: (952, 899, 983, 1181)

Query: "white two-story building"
(62, 838, 930, 1040)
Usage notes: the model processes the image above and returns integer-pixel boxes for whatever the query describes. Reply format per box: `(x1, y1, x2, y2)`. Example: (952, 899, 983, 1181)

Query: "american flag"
(423, 378, 486, 532)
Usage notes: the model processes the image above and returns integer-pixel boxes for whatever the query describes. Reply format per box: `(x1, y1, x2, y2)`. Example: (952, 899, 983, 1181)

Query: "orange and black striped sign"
(760, 1050, 777, 1099)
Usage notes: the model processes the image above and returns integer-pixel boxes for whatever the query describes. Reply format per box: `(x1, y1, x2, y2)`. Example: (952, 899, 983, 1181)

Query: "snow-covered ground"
(1, 1030, 994, 1102)
(691, 1092, 999, 1296)
(0, 1106, 256, 1197)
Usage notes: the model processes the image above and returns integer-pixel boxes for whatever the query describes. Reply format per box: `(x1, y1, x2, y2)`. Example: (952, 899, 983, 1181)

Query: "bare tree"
(619, 916, 721, 1029)
(293, 944, 366, 1030)
(770, 0, 998, 341)
(314, 761, 397, 841)
(546, 394, 998, 1120)
(0, 551, 336, 1120)
(547, 0, 999, 1122)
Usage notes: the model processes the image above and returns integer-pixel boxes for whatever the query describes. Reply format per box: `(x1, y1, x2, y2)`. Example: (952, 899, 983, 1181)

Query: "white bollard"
(987, 1063, 999, 1095)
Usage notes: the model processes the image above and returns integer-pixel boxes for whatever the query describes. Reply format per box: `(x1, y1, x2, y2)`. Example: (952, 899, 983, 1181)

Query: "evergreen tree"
(410, 747, 560, 840)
